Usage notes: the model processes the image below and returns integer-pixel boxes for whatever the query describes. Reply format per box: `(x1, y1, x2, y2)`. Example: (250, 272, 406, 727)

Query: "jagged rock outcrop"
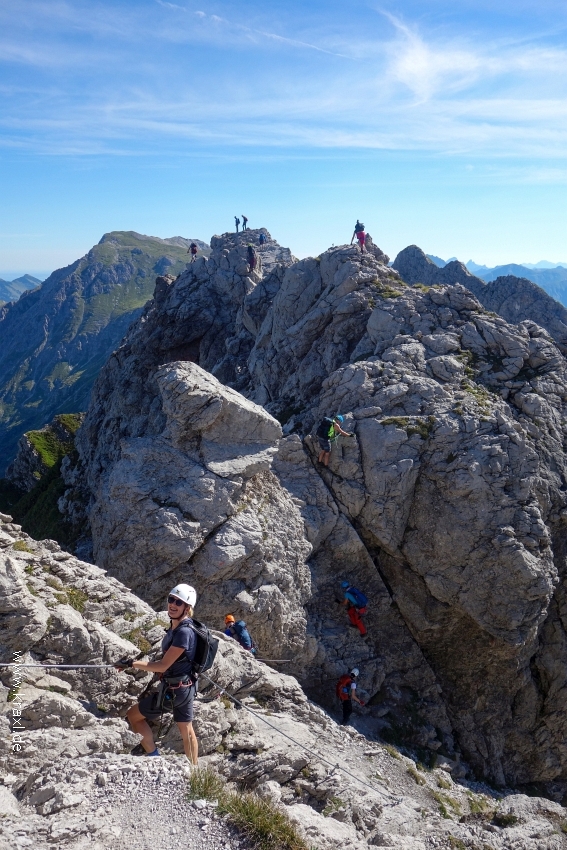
(85, 361, 313, 663)
(393, 245, 567, 352)
(6, 414, 83, 492)
(2, 519, 566, 850)
(392, 245, 483, 294)
(0, 231, 209, 467)
(479, 274, 567, 349)
(65, 232, 567, 794)
(478, 262, 567, 308)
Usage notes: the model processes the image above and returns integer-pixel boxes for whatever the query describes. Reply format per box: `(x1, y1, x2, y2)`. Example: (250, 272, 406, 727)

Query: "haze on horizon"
(1, 0, 566, 275)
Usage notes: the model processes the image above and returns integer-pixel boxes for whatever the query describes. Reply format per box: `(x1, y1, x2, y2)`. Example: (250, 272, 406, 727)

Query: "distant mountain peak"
(0, 274, 43, 304)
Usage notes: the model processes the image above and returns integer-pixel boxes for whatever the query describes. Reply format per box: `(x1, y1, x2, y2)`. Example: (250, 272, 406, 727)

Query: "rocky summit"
(56, 228, 567, 799)
(0, 231, 209, 467)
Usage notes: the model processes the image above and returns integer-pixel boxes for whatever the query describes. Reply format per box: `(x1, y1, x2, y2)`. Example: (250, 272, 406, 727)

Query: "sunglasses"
(167, 596, 185, 606)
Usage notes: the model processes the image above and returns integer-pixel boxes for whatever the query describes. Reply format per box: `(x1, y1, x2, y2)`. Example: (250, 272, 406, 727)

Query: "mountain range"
(0, 231, 209, 466)
(0, 273, 42, 306)
(428, 254, 567, 306)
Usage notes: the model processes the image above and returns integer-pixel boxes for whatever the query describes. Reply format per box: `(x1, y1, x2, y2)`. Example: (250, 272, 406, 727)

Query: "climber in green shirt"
(316, 415, 353, 466)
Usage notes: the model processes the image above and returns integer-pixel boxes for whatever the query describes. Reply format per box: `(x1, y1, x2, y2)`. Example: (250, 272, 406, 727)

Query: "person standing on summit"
(242, 215, 248, 231)
(235, 216, 240, 233)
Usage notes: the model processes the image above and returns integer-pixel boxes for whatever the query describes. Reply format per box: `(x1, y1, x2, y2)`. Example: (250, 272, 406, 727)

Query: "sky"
(1, 0, 567, 277)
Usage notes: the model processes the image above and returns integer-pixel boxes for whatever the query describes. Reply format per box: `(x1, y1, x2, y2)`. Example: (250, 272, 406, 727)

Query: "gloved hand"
(115, 657, 135, 671)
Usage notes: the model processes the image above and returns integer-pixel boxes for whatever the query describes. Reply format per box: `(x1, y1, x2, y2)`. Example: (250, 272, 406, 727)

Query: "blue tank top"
(162, 619, 197, 678)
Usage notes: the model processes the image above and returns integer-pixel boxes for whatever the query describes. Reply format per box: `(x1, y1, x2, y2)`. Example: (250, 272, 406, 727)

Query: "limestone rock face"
(67, 232, 567, 792)
(393, 244, 567, 353)
(480, 273, 567, 352)
(2, 516, 567, 848)
(84, 361, 312, 661)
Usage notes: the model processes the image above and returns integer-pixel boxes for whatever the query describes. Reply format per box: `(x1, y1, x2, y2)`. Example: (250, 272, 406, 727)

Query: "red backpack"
(336, 674, 352, 701)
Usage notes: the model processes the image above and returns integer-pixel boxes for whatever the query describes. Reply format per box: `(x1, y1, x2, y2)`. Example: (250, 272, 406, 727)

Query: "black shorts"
(318, 437, 332, 452)
(138, 682, 196, 723)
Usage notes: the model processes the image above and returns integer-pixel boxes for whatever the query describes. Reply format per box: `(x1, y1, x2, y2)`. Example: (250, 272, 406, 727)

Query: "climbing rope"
(0, 663, 117, 669)
(1, 662, 393, 799)
(200, 672, 391, 800)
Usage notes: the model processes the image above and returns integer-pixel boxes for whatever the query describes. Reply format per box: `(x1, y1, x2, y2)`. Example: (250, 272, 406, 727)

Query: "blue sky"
(1, 0, 567, 276)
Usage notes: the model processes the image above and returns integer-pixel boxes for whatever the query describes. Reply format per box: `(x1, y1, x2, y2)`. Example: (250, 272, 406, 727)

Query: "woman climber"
(115, 584, 199, 764)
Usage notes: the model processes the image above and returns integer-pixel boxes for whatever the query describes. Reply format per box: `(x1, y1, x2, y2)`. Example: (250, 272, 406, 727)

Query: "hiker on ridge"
(351, 220, 366, 253)
(224, 614, 256, 653)
(258, 231, 267, 246)
(242, 215, 248, 231)
(247, 243, 257, 273)
(188, 242, 198, 262)
(340, 580, 368, 636)
(235, 216, 240, 233)
(316, 414, 353, 466)
(336, 668, 365, 726)
(351, 220, 364, 244)
(115, 584, 199, 764)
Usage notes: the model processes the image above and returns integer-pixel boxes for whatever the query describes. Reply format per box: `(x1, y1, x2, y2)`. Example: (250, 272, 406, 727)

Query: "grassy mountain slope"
(0, 414, 84, 545)
(0, 231, 209, 468)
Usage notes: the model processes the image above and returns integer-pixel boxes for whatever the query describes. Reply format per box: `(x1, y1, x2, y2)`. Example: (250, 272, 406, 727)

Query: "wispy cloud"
(0, 1, 566, 163)
(154, 1, 348, 57)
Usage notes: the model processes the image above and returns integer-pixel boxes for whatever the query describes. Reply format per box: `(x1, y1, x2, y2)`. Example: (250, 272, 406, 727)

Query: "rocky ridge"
(62, 229, 567, 796)
(2, 520, 567, 849)
(393, 245, 567, 353)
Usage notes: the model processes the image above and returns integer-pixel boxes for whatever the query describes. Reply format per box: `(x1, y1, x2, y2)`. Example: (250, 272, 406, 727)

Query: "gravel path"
(86, 757, 245, 850)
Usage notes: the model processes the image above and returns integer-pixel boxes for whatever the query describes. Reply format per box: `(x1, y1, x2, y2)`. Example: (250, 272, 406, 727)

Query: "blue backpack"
(347, 586, 368, 608)
(233, 620, 256, 653)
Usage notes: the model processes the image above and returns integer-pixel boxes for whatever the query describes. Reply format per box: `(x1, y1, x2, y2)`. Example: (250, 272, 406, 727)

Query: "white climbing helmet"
(168, 584, 197, 607)
(350, 668, 360, 677)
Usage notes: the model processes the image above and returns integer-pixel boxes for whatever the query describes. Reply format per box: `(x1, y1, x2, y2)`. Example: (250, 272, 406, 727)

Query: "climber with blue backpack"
(115, 583, 218, 764)
(316, 414, 354, 466)
(340, 581, 368, 635)
(224, 614, 257, 655)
